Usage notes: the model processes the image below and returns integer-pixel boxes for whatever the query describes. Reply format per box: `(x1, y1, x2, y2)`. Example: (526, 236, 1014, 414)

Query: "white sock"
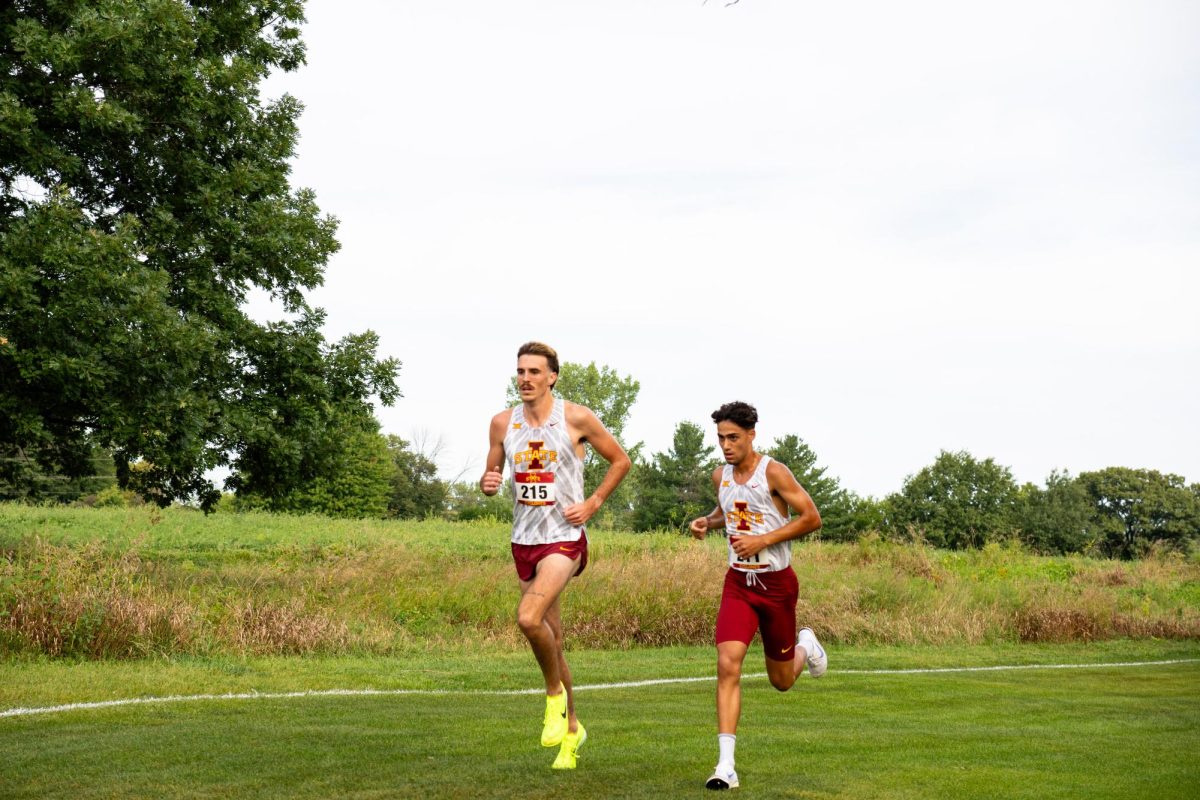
(717, 733, 736, 768)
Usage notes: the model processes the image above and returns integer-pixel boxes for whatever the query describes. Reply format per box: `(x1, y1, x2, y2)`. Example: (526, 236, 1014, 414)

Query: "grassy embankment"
(2, 503, 1198, 660)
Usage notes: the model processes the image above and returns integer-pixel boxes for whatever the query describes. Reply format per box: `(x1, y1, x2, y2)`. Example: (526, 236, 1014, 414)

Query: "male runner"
(480, 342, 631, 770)
(689, 401, 827, 790)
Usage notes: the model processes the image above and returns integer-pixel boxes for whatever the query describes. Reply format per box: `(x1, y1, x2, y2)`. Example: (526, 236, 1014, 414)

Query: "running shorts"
(714, 566, 799, 661)
(510, 531, 589, 582)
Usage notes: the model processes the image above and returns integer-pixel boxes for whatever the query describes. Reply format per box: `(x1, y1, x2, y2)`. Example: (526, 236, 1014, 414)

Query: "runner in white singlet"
(689, 401, 826, 792)
(480, 342, 630, 771)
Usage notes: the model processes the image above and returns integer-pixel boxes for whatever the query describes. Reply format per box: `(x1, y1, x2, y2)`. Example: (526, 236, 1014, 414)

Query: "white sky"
(257, 0, 1199, 498)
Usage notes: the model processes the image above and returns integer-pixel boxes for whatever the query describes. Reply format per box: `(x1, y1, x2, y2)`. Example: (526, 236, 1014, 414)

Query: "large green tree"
(1076, 467, 1200, 558)
(633, 421, 719, 532)
(1015, 470, 1094, 555)
(885, 450, 1019, 549)
(0, 1, 398, 510)
(239, 422, 394, 519)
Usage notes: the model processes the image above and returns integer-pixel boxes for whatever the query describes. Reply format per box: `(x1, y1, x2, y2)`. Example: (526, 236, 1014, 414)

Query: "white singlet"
(503, 398, 586, 545)
(719, 455, 791, 572)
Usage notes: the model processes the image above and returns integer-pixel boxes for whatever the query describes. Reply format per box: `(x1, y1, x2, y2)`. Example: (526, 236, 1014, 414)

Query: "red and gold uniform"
(504, 398, 588, 580)
(715, 455, 799, 661)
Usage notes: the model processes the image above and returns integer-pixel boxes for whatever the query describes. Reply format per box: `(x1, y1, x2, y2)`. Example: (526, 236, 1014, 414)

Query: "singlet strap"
(511, 399, 561, 430)
(755, 454, 773, 480)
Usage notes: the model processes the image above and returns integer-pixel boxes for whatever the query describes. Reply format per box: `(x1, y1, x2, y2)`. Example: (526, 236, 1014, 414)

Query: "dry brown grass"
(1, 538, 363, 658)
(0, 539, 196, 658)
(222, 599, 350, 655)
(2, 526, 1198, 659)
(568, 545, 722, 648)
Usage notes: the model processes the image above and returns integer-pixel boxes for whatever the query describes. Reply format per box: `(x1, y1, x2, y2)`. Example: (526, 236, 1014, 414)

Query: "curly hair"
(711, 401, 758, 429)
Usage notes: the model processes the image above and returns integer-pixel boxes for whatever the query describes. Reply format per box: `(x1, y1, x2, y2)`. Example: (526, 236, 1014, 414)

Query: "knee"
(769, 673, 795, 692)
(516, 609, 543, 638)
(716, 655, 742, 681)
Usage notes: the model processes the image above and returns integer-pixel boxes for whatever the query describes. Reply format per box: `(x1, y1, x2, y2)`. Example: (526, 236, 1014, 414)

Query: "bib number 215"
(515, 472, 556, 506)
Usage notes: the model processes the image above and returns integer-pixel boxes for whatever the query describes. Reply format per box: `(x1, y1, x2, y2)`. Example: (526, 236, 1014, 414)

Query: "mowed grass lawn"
(2, 641, 1198, 799)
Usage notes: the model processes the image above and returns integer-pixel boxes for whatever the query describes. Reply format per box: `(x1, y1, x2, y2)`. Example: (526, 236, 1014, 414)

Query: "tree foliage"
(1015, 470, 1094, 555)
(842, 491, 888, 536)
(0, 441, 116, 503)
(765, 434, 857, 539)
(632, 421, 718, 532)
(249, 423, 394, 519)
(445, 480, 512, 523)
(0, 1, 398, 510)
(886, 450, 1019, 549)
(1076, 467, 1200, 558)
(386, 435, 447, 519)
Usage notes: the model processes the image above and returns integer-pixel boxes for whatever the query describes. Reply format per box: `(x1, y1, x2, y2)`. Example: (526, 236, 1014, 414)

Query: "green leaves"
(1, 2, 397, 510)
(1076, 467, 1200, 558)
(887, 450, 1020, 549)
(632, 421, 718, 532)
(385, 436, 448, 520)
(766, 434, 856, 539)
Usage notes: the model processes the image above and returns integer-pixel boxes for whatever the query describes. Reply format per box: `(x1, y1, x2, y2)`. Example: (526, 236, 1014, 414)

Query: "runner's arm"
(689, 468, 727, 539)
(479, 411, 510, 496)
(562, 404, 631, 524)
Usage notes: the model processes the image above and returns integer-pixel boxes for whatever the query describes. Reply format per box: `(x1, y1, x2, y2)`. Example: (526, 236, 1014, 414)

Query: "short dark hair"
(712, 401, 758, 429)
(517, 341, 559, 388)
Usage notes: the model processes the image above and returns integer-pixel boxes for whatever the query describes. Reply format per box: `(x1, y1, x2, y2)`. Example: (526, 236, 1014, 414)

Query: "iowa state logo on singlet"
(727, 501, 765, 532)
(514, 441, 559, 506)
(513, 441, 558, 470)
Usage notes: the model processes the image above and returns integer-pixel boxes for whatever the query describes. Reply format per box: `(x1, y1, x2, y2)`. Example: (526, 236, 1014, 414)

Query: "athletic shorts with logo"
(715, 566, 799, 661)
(511, 530, 589, 582)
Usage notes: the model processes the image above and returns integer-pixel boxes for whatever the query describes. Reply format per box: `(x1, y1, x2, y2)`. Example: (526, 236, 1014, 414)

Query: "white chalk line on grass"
(3, 658, 1197, 720)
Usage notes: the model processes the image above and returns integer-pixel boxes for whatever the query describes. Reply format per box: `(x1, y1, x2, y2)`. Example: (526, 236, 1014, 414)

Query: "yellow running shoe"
(541, 685, 568, 747)
(551, 722, 587, 769)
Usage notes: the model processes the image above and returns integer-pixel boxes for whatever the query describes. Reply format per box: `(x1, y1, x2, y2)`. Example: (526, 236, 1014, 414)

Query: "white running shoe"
(705, 763, 739, 790)
(798, 627, 827, 678)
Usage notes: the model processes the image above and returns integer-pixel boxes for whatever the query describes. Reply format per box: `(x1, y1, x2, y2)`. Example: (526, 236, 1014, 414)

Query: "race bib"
(515, 471, 557, 506)
(730, 535, 769, 570)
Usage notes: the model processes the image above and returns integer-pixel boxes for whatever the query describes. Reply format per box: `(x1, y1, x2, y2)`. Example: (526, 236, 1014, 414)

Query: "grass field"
(2, 505, 1199, 797)
(2, 641, 1198, 799)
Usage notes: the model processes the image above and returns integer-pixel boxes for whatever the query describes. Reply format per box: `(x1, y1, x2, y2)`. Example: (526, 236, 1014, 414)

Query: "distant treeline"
(6, 433, 1196, 562)
(449, 434, 1199, 562)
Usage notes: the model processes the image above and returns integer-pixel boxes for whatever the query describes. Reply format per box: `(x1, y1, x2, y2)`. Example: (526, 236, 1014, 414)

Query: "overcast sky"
(258, 0, 1199, 498)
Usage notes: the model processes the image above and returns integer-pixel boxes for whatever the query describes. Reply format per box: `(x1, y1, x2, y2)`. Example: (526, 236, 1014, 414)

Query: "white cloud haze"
(256, 0, 1200, 497)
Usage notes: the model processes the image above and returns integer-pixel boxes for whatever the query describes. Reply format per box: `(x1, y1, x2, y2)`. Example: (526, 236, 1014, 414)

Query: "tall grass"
(1, 504, 1198, 659)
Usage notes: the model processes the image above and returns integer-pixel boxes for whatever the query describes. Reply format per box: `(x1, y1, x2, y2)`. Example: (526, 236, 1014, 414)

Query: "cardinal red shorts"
(715, 566, 799, 661)
(510, 531, 589, 582)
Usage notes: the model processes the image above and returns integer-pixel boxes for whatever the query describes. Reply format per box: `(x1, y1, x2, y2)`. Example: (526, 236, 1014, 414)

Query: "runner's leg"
(517, 552, 580, 695)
